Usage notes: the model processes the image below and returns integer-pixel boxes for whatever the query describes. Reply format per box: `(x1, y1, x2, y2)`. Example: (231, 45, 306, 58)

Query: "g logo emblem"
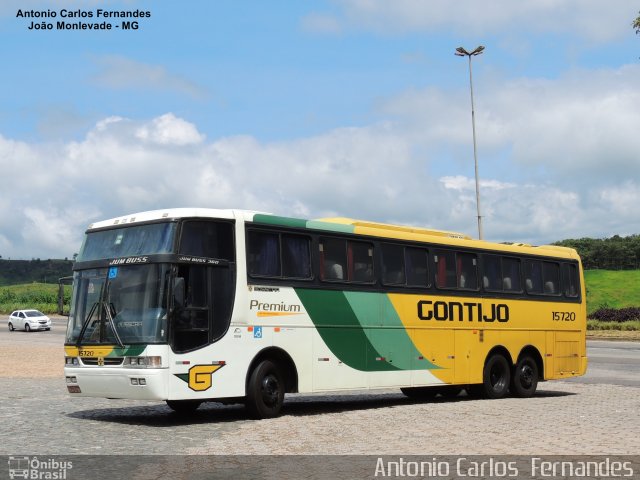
(188, 364, 224, 391)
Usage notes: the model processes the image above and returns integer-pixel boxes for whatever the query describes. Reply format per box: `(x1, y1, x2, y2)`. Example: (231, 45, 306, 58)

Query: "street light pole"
(455, 46, 485, 240)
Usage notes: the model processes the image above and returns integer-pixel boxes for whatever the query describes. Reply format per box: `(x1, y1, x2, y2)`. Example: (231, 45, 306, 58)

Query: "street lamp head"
(455, 45, 485, 57)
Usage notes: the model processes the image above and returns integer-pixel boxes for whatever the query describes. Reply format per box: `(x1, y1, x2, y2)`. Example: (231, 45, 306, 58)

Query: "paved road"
(1, 317, 638, 458)
(566, 340, 640, 387)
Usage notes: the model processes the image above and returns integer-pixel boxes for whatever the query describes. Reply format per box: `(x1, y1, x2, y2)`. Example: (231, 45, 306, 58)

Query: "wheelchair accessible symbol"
(253, 326, 262, 339)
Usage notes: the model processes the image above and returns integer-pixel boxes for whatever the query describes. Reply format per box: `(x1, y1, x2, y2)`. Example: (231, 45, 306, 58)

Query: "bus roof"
(85, 209, 579, 260)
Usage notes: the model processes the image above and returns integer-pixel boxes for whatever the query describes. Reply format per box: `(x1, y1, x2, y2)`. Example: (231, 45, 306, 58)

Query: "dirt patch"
(587, 330, 640, 340)
(0, 344, 63, 378)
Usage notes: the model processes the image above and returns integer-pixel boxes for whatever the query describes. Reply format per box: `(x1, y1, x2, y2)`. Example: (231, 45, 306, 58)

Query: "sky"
(1, 0, 639, 260)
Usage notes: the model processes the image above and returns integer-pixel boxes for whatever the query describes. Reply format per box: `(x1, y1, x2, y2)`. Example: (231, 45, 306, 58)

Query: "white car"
(8, 310, 52, 332)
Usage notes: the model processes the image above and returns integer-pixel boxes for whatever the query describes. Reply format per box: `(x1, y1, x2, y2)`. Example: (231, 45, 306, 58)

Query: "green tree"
(634, 12, 640, 34)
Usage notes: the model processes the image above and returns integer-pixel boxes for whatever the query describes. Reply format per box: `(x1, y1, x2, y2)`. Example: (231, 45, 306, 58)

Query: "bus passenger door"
(171, 265, 210, 353)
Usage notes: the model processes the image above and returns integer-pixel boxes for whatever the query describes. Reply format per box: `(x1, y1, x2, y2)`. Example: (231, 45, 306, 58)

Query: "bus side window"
(562, 263, 579, 298)
(543, 262, 560, 295)
(248, 231, 280, 277)
(524, 261, 543, 294)
(503, 257, 522, 292)
(405, 247, 429, 287)
(348, 241, 374, 283)
(381, 244, 406, 285)
(180, 221, 235, 260)
(484, 255, 502, 291)
(282, 234, 312, 279)
(320, 238, 347, 281)
(525, 260, 560, 296)
(434, 250, 456, 288)
(457, 252, 478, 290)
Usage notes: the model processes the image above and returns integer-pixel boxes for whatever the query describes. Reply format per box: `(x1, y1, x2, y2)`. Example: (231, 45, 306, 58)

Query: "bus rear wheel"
(166, 400, 202, 414)
(246, 360, 285, 419)
(510, 356, 539, 398)
(481, 354, 511, 399)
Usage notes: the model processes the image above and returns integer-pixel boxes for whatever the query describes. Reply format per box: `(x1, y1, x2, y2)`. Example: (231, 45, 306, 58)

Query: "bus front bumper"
(64, 367, 169, 400)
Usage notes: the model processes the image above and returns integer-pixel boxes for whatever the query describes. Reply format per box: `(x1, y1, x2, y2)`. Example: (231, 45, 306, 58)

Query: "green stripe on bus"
(252, 214, 309, 229)
(306, 220, 355, 233)
(343, 291, 439, 370)
(251, 214, 356, 234)
(296, 289, 396, 371)
(109, 345, 146, 357)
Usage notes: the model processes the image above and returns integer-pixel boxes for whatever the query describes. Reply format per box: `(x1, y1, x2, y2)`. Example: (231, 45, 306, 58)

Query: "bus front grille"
(80, 357, 124, 366)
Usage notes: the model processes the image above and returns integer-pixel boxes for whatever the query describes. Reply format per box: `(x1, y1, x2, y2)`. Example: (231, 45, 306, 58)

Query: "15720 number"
(552, 311, 576, 321)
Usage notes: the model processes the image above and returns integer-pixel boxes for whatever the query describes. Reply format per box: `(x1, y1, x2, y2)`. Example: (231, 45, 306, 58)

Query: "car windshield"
(25, 311, 45, 317)
(66, 264, 170, 345)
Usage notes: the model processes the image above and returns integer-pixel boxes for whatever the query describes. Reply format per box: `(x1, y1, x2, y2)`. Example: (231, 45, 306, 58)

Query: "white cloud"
(135, 114, 205, 146)
(1, 78, 639, 259)
(310, 0, 636, 42)
(381, 64, 640, 185)
(91, 55, 208, 99)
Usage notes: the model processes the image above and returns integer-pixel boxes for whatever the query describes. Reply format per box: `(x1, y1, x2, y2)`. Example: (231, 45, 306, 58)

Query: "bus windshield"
(77, 222, 176, 262)
(66, 264, 170, 345)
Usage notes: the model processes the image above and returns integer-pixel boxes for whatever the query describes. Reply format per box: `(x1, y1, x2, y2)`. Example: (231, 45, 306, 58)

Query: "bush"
(588, 307, 640, 322)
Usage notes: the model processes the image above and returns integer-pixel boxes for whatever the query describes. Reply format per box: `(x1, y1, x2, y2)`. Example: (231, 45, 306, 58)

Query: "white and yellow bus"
(63, 208, 587, 418)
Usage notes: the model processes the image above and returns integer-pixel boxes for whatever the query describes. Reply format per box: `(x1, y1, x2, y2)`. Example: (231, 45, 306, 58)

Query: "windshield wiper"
(75, 280, 124, 348)
(75, 301, 99, 347)
(103, 300, 124, 348)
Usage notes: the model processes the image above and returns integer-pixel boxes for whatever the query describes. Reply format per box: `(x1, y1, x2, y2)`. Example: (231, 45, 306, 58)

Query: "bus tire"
(510, 355, 539, 398)
(438, 386, 463, 398)
(400, 386, 439, 400)
(481, 354, 511, 399)
(166, 400, 202, 413)
(246, 360, 285, 419)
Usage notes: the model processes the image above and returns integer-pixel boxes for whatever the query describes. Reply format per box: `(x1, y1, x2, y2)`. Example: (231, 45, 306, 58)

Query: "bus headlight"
(65, 357, 79, 366)
(123, 356, 162, 368)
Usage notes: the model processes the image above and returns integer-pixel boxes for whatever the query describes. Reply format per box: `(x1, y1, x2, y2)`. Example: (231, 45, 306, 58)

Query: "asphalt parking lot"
(0, 318, 638, 458)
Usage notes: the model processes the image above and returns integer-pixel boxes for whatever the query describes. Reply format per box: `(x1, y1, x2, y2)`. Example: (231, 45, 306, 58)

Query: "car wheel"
(8, 322, 14, 331)
(25, 324, 31, 332)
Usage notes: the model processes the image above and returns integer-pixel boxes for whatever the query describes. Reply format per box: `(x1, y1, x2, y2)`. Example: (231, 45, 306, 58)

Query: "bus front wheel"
(510, 356, 539, 398)
(166, 400, 202, 414)
(246, 360, 285, 419)
(481, 354, 511, 399)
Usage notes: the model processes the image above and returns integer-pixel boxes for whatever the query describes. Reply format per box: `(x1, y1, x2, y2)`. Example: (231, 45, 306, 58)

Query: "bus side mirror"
(172, 277, 185, 308)
(57, 283, 65, 315)
(57, 276, 72, 316)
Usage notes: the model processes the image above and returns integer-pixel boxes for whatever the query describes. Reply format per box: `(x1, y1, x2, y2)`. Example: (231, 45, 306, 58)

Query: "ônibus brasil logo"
(8, 456, 73, 479)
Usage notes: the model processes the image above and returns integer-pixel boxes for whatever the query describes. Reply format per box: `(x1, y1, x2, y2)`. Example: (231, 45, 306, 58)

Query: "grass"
(585, 270, 640, 314)
(0, 283, 70, 315)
